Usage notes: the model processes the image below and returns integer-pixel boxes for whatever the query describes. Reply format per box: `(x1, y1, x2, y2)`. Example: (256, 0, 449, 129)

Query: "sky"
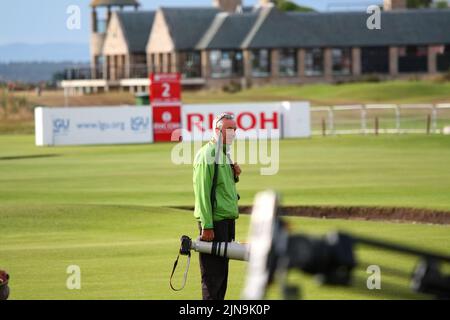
(0, 0, 385, 45)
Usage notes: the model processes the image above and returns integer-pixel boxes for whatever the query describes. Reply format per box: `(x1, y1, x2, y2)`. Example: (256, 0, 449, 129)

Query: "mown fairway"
(1, 134, 449, 299)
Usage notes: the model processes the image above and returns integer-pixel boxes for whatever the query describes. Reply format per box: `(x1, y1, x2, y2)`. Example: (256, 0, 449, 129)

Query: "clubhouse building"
(61, 0, 450, 94)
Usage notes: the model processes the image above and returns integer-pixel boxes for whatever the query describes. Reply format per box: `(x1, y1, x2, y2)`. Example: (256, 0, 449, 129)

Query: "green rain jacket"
(193, 141, 239, 229)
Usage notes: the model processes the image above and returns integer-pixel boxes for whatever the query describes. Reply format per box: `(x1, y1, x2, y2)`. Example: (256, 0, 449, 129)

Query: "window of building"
(167, 53, 172, 73)
(435, 45, 450, 72)
(96, 19, 107, 34)
(398, 46, 428, 73)
(95, 55, 104, 79)
(130, 54, 147, 78)
(149, 53, 156, 73)
(158, 53, 164, 73)
(361, 47, 389, 74)
(305, 48, 324, 76)
(279, 49, 297, 77)
(332, 48, 352, 75)
(251, 49, 271, 77)
(210, 50, 244, 78)
(179, 51, 202, 78)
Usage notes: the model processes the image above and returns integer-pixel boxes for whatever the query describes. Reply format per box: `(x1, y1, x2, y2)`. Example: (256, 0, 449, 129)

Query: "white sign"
(181, 102, 310, 141)
(35, 107, 153, 146)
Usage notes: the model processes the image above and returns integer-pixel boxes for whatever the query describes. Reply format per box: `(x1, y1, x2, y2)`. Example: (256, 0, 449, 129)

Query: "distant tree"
(273, 0, 315, 12)
(436, 0, 448, 8)
(407, 0, 433, 8)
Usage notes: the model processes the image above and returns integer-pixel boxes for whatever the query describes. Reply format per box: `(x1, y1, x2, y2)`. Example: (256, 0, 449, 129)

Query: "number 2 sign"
(149, 73, 181, 105)
(149, 73, 182, 143)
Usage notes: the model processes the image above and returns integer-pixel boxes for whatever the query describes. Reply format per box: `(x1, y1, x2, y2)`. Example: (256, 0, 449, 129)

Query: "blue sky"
(0, 0, 385, 45)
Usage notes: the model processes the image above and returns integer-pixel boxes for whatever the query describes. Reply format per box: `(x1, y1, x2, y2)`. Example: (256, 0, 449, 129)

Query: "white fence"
(311, 104, 450, 136)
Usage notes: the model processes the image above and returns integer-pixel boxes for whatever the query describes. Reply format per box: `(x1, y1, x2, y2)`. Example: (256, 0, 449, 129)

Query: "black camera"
(0, 270, 10, 301)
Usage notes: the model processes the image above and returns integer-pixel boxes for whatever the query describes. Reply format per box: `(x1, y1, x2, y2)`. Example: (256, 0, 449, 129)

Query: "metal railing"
(311, 104, 450, 136)
(63, 64, 208, 81)
(62, 64, 150, 81)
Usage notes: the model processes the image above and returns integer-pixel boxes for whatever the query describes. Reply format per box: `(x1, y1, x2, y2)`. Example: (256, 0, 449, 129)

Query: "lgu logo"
(53, 118, 70, 134)
(131, 117, 150, 132)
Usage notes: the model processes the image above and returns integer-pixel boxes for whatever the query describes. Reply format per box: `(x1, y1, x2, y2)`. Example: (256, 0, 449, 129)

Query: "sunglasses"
(217, 113, 234, 122)
(215, 113, 235, 129)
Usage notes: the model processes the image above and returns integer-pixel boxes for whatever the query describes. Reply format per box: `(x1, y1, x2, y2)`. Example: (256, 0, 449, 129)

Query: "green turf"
(1, 135, 450, 210)
(1, 205, 449, 300)
(1, 134, 450, 299)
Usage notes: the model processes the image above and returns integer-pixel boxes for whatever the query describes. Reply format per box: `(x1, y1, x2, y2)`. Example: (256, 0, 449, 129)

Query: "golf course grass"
(1, 134, 450, 299)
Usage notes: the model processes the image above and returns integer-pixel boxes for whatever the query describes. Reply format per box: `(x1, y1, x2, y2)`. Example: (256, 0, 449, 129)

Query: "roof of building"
(91, 0, 139, 7)
(197, 12, 259, 50)
(160, 7, 220, 50)
(116, 11, 155, 53)
(113, 6, 450, 53)
(244, 8, 450, 48)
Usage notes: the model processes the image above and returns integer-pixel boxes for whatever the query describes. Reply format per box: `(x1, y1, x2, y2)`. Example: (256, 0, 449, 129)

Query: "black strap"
(210, 160, 219, 211)
(211, 149, 239, 211)
(227, 153, 239, 183)
(169, 252, 191, 291)
(210, 137, 222, 211)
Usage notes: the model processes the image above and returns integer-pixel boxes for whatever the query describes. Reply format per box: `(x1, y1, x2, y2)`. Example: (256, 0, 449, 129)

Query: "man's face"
(218, 118, 237, 145)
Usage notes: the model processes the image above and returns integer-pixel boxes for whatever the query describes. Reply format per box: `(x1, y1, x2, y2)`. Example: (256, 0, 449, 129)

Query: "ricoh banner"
(180, 102, 310, 141)
(35, 107, 153, 146)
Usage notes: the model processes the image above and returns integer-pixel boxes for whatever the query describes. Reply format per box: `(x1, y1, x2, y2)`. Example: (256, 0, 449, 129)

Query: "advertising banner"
(35, 107, 153, 146)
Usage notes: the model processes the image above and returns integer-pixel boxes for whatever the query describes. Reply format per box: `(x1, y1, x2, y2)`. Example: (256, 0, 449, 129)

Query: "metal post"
(395, 105, 400, 134)
(322, 118, 326, 137)
(361, 105, 367, 135)
(375, 117, 379, 136)
(328, 107, 335, 135)
(431, 105, 437, 134)
(426, 114, 431, 135)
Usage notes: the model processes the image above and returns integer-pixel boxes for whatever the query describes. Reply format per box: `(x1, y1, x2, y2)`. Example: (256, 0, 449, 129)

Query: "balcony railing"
(62, 64, 150, 81)
(129, 64, 150, 78)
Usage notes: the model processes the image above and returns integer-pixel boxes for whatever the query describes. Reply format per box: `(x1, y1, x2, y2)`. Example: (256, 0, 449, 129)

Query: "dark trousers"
(198, 219, 235, 300)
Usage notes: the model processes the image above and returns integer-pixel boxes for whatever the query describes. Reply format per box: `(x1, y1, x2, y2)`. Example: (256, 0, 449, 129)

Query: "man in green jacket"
(193, 112, 241, 300)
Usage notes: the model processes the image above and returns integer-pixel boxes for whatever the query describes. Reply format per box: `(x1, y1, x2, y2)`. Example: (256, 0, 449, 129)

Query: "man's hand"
(233, 163, 242, 177)
(201, 229, 215, 242)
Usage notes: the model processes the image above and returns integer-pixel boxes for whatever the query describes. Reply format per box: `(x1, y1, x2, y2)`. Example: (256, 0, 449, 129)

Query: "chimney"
(384, 0, 407, 10)
(213, 0, 243, 13)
